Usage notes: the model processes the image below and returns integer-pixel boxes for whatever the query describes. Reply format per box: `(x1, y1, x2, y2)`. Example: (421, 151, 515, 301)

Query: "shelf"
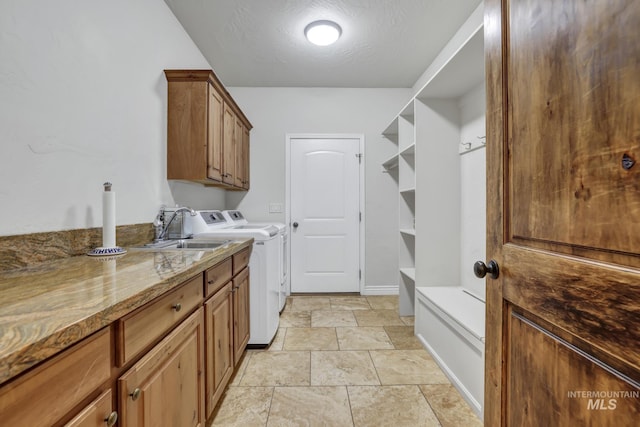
(400, 268, 416, 281)
(400, 143, 415, 157)
(416, 286, 485, 341)
(416, 27, 484, 100)
(382, 117, 399, 140)
(400, 228, 416, 236)
(382, 154, 399, 170)
(399, 187, 416, 194)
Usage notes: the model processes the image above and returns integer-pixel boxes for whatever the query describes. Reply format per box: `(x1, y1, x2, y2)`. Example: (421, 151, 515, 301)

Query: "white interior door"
(290, 137, 360, 293)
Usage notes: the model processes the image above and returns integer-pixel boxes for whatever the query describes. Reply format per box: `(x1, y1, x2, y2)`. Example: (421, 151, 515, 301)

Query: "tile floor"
(210, 295, 483, 427)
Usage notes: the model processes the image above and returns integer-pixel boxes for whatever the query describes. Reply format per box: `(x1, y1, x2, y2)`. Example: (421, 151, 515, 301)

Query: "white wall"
(459, 83, 486, 300)
(225, 87, 410, 290)
(0, 0, 225, 236)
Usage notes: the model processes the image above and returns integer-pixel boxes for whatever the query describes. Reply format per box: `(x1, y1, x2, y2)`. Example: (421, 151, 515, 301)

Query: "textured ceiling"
(164, 0, 482, 88)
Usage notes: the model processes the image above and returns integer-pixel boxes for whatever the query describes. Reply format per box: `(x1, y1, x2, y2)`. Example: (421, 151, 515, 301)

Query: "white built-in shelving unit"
(380, 3, 487, 418)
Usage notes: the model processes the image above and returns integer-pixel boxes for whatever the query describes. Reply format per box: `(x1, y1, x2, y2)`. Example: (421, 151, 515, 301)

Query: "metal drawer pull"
(105, 411, 118, 426)
(172, 303, 182, 312)
(130, 388, 141, 401)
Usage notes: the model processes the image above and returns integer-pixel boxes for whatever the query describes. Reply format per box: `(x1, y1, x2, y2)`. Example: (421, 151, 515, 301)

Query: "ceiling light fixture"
(304, 20, 342, 46)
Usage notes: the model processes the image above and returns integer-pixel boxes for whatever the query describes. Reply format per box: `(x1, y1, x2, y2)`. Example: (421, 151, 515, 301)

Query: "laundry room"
(1, 1, 638, 426)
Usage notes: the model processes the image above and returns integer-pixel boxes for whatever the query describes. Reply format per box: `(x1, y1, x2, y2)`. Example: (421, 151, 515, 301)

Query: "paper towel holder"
(87, 182, 127, 257)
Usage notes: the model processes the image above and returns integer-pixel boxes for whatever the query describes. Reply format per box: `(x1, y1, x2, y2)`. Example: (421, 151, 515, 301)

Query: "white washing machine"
(222, 210, 289, 312)
(190, 210, 280, 346)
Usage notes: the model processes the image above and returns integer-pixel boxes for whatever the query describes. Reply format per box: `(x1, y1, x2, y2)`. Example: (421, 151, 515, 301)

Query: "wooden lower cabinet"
(233, 267, 250, 365)
(204, 282, 234, 417)
(118, 308, 205, 427)
(0, 328, 111, 427)
(65, 390, 117, 427)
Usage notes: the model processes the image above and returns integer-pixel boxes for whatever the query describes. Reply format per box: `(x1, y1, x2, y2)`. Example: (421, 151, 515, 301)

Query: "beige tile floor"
(211, 295, 482, 427)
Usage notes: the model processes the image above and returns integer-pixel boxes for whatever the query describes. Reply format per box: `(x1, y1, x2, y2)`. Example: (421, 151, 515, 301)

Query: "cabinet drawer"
(118, 308, 205, 427)
(117, 275, 203, 366)
(232, 246, 251, 276)
(64, 389, 116, 427)
(205, 258, 232, 298)
(0, 328, 111, 427)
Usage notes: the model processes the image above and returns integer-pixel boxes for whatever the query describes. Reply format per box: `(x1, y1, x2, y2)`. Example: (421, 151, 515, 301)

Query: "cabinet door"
(64, 390, 117, 427)
(119, 309, 205, 427)
(222, 104, 236, 185)
(204, 282, 234, 418)
(234, 118, 244, 188)
(207, 84, 223, 181)
(0, 328, 111, 427)
(232, 267, 250, 365)
(242, 125, 250, 189)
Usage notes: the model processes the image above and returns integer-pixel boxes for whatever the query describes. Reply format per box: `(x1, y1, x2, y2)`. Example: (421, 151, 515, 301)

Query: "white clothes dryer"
(190, 210, 280, 346)
(222, 210, 289, 312)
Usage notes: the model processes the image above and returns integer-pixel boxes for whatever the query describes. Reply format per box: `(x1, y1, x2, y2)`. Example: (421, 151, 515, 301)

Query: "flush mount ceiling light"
(304, 20, 342, 46)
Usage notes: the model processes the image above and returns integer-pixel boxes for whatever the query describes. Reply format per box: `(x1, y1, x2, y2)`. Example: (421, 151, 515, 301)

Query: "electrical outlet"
(269, 203, 283, 213)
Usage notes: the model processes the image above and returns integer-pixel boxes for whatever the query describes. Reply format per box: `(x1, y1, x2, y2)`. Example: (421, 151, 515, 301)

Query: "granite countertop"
(0, 238, 253, 385)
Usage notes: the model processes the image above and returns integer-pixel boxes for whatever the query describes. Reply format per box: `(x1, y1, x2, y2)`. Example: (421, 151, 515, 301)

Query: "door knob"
(474, 260, 499, 279)
(292, 222, 299, 228)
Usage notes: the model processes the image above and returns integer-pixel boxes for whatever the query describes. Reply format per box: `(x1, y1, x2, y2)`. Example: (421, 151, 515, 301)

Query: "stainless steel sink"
(132, 239, 232, 250)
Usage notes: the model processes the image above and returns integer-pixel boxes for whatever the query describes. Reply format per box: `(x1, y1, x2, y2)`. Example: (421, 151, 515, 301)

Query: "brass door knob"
(105, 411, 118, 426)
(130, 388, 141, 401)
(172, 303, 182, 312)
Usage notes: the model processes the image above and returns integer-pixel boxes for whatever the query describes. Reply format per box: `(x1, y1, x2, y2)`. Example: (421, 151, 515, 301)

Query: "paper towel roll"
(102, 186, 116, 248)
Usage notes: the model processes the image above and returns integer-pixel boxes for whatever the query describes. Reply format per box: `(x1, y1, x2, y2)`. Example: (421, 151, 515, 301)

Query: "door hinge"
(355, 153, 363, 163)
(359, 211, 362, 222)
(359, 269, 362, 280)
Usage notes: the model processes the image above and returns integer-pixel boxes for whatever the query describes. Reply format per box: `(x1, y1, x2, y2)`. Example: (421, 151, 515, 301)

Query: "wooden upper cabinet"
(165, 70, 252, 190)
(242, 125, 250, 189)
(207, 85, 223, 181)
(222, 103, 236, 185)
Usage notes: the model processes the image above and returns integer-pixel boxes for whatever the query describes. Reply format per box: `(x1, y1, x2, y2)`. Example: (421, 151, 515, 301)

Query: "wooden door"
(204, 283, 233, 417)
(232, 267, 250, 365)
(485, 1, 640, 426)
(119, 309, 204, 427)
(207, 84, 223, 181)
(222, 104, 236, 185)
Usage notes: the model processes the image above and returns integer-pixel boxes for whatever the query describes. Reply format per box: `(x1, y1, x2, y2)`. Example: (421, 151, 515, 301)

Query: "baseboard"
(360, 284, 399, 295)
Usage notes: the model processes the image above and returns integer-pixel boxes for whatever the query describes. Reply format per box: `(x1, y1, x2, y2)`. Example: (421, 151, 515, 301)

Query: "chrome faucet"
(154, 206, 197, 242)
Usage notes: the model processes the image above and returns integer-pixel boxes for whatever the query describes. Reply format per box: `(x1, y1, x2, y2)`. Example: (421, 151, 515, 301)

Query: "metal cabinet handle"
(105, 411, 118, 426)
(473, 260, 500, 279)
(292, 222, 299, 228)
(130, 388, 141, 401)
(172, 303, 182, 312)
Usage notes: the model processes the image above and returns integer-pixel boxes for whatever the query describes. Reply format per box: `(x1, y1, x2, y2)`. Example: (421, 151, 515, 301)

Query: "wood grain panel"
(207, 84, 223, 181)
(64, 389, 114, 427)
(507, 0, 640, 264)
(204, 283, 233, 417)
(232, 247, 251, 276)
(233, 267, 250, 365)
(118, 309, 204, 427)
(167, 81, 208, 181)
(204, 258, 233, 298)
(0, 328, 111, 427)
(502, 246, 640, 379)
(117, 274, 203, 366)
(507, 311, 640, 426)
(222, 104, 236, 185)
(484, 0, 507, 424)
